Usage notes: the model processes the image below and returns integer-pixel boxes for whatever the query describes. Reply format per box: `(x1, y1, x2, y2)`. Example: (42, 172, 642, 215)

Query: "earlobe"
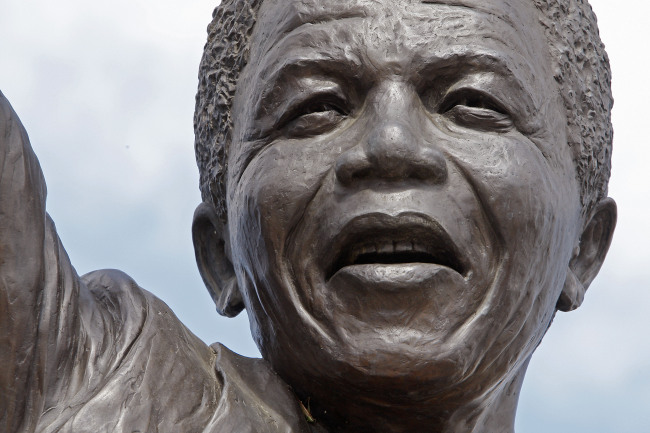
(192, 202, 245, 317)
(557, 197, 617, 312)
(556, 269, 584, 312)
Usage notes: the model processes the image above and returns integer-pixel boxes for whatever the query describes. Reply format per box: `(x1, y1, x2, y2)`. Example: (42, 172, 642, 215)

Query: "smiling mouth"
(326, 213, 468, 280)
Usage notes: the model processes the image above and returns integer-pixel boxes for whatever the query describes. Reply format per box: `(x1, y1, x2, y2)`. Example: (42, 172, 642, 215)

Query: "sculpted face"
(223, 0, 591, 415)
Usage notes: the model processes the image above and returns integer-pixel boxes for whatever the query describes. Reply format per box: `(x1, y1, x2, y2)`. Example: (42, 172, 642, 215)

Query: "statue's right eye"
(279, 96, 349, 138)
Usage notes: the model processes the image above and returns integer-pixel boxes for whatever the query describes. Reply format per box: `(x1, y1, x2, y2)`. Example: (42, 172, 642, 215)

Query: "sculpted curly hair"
(194, 0, 613, 221)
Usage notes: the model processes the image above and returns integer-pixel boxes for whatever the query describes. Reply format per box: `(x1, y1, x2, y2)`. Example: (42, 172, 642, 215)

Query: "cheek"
(447, 134, 578, 250)
(227, 140, 342, 355)
(447, 134, 580, 319)
(228, 141, 339, 276)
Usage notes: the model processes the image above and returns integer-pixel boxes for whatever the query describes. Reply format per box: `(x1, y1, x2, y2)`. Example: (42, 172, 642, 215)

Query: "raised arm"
(0, 92, 228, 432)
(0, 91, 51, 432)
(0, 92, 91, 432)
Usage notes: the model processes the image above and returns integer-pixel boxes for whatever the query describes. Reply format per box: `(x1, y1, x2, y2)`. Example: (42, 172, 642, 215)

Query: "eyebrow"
(261, 54, 366, 95)
(412, 51, 524, 87)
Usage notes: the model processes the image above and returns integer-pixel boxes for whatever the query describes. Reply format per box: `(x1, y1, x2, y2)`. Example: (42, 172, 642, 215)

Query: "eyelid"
(445, 105, 513, 132)
(276, 86, 349, 130)
(439, 87, 509, 115)
(284, 110, 346, 138)
(438, 87, 514, 133)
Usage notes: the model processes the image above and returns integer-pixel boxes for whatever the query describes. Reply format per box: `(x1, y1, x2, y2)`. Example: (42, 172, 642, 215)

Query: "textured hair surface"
(533, 0, 613, 215)
(194, 0, 262, 220)
(194, 0, 613, 220)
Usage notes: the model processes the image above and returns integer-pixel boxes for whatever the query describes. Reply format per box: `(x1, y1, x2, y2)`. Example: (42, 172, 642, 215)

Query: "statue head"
(191, 0, 616, 429)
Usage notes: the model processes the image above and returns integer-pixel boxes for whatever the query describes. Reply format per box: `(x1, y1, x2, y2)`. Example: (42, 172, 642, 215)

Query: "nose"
(335, 119, 448, 186)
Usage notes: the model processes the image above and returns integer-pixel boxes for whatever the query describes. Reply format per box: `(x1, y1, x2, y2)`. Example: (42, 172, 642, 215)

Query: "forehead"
(250, 0, 548, 69)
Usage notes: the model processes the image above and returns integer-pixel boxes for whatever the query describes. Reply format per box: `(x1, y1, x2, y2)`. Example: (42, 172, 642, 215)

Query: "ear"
(192, 202, 245, 317)
(557, 197, 617, 312)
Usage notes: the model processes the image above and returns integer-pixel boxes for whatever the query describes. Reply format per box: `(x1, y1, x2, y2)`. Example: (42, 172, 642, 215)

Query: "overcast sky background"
(1, 1, 648, 431)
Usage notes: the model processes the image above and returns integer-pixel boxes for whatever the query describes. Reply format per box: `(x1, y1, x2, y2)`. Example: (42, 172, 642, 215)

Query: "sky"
(0, 1, 648, 432)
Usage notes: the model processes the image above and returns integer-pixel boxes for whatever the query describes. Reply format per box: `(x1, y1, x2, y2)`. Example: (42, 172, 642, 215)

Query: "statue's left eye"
(439, 89, 513, 132)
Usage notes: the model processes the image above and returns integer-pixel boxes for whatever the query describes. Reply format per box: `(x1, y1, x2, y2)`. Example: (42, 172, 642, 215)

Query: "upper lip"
(325, 212, 468, 279)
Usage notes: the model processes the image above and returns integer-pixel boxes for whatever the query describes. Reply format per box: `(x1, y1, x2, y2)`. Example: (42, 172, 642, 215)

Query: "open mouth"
(326, 213, 467, 280)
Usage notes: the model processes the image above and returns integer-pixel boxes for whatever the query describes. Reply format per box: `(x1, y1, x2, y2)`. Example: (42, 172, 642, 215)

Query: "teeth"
(413, 242, 428, 254)
(352, 241, 428, 258)
(394, 241, 412, 252)
(377, 243, 393, 254)
(348, 244, 375, 264)
(344, 239, 447, 268)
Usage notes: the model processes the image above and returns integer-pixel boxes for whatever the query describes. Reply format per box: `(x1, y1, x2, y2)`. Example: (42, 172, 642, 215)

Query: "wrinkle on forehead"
(419, 0, 536, 28)
(252, 0, 547, 70)
(250, 0, 548, 85)
(251, 0, 371, 61)
(392, 0, 545, 70)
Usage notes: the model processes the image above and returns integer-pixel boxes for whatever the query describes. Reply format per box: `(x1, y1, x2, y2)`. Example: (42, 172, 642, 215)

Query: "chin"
(263, 312, 489, 407)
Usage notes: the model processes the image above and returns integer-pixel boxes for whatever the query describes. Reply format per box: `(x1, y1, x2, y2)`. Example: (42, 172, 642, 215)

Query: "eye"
(439, 89, 513, 132)
(279, 95, 349, 138)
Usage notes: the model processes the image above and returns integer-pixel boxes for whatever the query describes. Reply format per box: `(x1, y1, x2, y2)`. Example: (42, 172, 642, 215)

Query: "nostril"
(335, 146, 372, 186)
(413, 146, 448, 183)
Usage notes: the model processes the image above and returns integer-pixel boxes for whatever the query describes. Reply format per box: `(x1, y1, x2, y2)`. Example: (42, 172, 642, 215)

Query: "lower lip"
(328, 263, 466, 292)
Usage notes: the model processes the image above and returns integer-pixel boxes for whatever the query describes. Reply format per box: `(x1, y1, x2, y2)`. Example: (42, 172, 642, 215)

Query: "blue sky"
(1, 1, 648, 431)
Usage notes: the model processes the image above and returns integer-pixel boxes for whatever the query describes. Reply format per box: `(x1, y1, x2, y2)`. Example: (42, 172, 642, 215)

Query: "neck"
(306, 360, 530, 433)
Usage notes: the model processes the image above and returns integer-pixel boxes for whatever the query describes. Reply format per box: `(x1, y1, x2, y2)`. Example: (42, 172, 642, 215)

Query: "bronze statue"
(1, 0, 616, 431)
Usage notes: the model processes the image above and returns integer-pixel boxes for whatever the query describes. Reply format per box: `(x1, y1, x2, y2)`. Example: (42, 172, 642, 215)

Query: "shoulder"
(47, 270, 316, 432)
(82, 268, 157, 312)
(47, 269, 224, 432)
(81, 269, 204, 341)
(80, 268, 216, 376)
